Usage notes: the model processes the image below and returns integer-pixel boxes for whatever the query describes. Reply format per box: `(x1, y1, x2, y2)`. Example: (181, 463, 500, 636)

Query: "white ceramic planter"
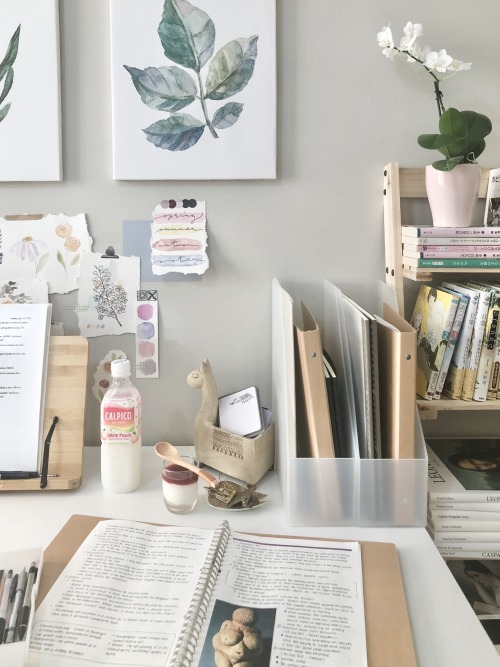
(425, 163, 481, 227)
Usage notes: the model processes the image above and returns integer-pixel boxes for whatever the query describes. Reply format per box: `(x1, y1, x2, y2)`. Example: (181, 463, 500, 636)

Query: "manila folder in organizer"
(295, 302, 335, 458)
(377, 304, 417, 459)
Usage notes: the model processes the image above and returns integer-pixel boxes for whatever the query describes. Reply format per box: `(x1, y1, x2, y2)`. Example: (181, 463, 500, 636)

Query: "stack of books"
(409, 280, 500, 401)
(427, 438, 500, 559)
(402, 225, 500, 270)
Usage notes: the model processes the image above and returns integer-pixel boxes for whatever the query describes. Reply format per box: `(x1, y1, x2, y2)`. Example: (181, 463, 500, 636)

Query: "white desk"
(1, 447, 499, 667)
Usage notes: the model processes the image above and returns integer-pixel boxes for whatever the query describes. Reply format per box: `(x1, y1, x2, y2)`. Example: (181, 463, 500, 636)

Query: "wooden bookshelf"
(383, 162, 498, 420)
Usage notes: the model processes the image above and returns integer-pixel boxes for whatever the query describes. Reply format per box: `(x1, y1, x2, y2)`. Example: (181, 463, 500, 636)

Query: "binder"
(294, 302, 335, 458)
(376, 304, 417, 459)
(36, 514, 418, 667)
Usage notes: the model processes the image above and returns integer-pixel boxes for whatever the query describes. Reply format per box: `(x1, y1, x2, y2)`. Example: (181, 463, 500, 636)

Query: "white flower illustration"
(10, 236, 48, 262)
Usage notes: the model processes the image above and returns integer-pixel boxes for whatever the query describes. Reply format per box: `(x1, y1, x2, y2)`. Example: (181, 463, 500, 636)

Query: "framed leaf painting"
(110, 0, 276, 180)
(0, 0, 62, 181)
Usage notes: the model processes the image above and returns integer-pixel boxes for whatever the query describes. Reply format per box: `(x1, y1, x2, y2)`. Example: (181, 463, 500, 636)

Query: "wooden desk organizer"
(0, 336, 88, 492)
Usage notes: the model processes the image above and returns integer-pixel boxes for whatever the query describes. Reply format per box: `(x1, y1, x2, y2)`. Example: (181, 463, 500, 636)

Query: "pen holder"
(196, 422, 275, 486)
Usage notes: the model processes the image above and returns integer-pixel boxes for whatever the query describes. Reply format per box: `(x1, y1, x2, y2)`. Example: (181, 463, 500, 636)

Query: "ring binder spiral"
(169, 521, 230, 667)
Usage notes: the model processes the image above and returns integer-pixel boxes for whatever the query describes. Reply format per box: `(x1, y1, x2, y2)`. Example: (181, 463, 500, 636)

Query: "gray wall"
(2, 1, 500, 446)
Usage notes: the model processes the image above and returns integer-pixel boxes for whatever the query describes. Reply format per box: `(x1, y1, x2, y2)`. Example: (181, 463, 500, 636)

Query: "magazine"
(445, 558, 500, 651)
(427, 438, 500, 503)
(484, 168, 500, 227)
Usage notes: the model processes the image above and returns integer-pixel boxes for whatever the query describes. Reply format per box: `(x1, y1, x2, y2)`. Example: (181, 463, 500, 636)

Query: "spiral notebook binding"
(168, 520, 231, 667)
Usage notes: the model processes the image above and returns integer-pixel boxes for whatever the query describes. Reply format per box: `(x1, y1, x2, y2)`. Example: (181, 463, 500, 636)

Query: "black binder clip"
(101, 246, 119, 259)
(40, 416, 59, 489)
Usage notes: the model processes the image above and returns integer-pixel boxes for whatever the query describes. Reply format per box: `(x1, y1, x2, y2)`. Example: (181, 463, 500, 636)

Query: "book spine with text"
(438, 545, 500, 558)
(403, 243, 500, 251)
(428, 501, 500, 511)
(403, 250, 500, 259)
(473, 294, 500, 401)
(434, 293, 468, 399)
(404, 257, 500, 268)
(429, 518, 500, 531)
(428, 509, 500, 522)
(461, 290, 491, 401)
(431, 531, 500, 544)
(441, 283, 480, 399)
(402, 226, 500, 238)
(401, 235, 500, 245)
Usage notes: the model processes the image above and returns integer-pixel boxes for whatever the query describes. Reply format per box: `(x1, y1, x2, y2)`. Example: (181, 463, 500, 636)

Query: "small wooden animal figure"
(187, 358, 219, 455)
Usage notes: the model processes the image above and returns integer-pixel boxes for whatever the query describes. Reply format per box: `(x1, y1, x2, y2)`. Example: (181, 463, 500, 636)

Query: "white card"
(218, 387, 263, 437)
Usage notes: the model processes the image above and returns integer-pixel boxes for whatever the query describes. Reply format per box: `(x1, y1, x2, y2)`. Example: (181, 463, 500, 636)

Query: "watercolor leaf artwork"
(0, 25, 20, 125)
(124, 0, 259, 151)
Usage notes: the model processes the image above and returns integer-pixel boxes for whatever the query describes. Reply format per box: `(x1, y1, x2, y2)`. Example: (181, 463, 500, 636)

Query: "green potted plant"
(377, 21, 493, 227)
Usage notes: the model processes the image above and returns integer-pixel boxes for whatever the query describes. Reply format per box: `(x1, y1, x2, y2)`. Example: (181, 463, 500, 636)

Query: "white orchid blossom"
(377, 20, 472, 115)
(425, 49, 453, 73)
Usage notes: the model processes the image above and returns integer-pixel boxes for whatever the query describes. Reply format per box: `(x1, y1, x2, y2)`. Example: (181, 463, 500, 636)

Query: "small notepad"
(218, 387, 263, 437)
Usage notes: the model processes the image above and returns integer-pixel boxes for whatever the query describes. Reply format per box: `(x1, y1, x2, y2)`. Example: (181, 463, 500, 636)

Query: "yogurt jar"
(162, 457, 199, 513)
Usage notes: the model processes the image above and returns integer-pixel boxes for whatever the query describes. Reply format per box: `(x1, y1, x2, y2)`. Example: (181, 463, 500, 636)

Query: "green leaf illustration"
(158, 0, 215, 72)
(36, 253, 50, 273)
(0, 103, 10, 123)
(124, 65, 197, 112)
(56, 250, 67, 271)
(205, 36, 258, 100)
(212, 102, 244, 129)
(143, 113, 205, 151)
(0, 25, 20, 82)
(0, 68, 14, 106)
(71, 253, 80, 266)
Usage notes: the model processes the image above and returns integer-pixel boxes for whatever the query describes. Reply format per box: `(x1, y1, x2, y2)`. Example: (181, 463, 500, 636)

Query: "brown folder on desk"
(295, 302, 335, 458)
(376, 304, 417, 459)
(37, 514, 417, 667)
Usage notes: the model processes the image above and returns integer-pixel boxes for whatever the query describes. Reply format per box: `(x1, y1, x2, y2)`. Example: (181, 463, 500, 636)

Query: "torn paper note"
(151, 201, 208, 276)
(0, 213, 93, 294)
(76, 252, 140, 337)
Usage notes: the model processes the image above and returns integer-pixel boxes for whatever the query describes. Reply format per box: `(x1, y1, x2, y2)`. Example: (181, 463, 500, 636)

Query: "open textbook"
(27, 519, 367, 667)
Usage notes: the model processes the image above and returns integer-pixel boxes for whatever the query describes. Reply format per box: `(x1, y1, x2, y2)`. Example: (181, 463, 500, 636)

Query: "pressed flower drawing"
(93, 265, 127, 327)
(10, 236, 49, 277)
(124, 0, 259, 151)
(0, 25, 20, 126)
(55, 221, 81, 276)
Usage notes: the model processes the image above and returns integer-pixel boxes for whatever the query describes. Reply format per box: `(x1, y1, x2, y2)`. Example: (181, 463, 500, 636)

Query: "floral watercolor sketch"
(77, 253, 140, 338)
(0, 214, 93, 294)
(110, 0, 276, 179)
(0, 0, 61, 181)
(0, 279, 48, 304)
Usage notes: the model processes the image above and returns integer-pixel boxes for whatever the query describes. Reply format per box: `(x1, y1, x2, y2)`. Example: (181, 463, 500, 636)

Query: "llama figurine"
(187, 359, 275, 484)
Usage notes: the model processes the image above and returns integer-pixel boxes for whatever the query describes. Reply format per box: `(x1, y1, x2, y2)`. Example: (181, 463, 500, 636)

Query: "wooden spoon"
(154, 441, 219, 488)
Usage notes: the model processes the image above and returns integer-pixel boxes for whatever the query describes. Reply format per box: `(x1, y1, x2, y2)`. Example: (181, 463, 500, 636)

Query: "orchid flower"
(377, 20, 472, 116)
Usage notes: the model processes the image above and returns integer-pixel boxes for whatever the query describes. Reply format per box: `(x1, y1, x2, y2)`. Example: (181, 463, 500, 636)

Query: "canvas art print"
(0, 0, 61, 181)
(110, 0, 276, 180)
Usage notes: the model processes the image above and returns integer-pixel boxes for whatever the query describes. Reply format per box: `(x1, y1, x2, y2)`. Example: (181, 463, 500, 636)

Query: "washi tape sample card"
(151, 200, 208, 276)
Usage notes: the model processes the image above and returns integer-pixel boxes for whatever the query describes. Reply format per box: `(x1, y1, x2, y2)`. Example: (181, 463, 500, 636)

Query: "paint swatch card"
(151, 200, 208, 276)
(218, 387, 263, 437)
(136, 290, 159, 378)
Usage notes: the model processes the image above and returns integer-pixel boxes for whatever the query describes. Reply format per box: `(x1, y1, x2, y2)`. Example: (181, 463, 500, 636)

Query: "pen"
(18, 562, 38, 641)
(0, 570, 13, 641)
(5, 568, 26, 644)
(0, 472, 59, 480)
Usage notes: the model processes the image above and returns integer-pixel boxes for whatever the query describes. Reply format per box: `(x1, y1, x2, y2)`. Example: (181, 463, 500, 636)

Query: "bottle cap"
(111, 359, 130, 379)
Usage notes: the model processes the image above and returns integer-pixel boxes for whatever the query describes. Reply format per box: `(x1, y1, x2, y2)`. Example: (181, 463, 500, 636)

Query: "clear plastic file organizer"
(271, 278, 428, 527)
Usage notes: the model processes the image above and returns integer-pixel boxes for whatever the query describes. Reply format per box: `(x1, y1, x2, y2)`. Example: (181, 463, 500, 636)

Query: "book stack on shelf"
(402, 225, 500, 271)
(410, 281, 500, 402)
(427, 438, 500, 559)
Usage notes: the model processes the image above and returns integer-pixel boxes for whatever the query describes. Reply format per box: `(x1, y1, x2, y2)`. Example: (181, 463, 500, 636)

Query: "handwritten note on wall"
(151, 201, 208, 276)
